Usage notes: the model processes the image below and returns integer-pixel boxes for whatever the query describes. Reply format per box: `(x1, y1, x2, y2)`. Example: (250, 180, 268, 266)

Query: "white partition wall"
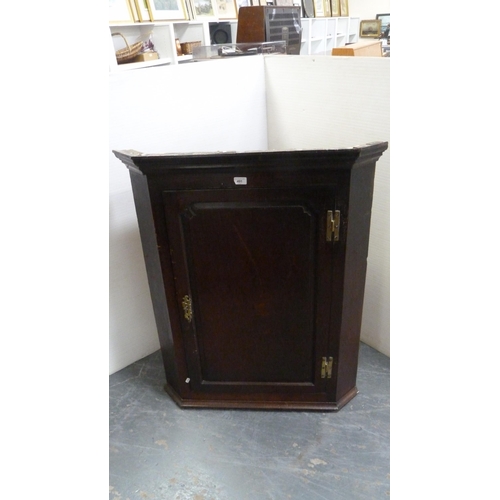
(265, 55, 390, 356)
(109, 57, 268, 374)
(109, 54, 390, 374)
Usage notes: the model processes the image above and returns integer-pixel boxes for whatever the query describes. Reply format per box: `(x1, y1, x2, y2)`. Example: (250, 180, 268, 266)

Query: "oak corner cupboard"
(113, 142, 388, 411)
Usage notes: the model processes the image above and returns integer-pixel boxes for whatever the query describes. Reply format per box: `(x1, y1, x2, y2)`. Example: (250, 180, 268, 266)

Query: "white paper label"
(234, 177, 247, 185)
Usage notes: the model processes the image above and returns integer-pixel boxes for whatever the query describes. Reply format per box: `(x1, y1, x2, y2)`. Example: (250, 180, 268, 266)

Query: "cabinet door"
(163, 187, 339, 398)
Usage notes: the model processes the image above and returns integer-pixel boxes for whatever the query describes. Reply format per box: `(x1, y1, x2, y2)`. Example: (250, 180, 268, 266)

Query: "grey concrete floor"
(109, 342, 390, 500)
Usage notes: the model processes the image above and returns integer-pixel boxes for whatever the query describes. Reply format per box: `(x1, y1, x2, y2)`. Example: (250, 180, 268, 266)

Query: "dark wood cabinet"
(114, 142, 388, 411)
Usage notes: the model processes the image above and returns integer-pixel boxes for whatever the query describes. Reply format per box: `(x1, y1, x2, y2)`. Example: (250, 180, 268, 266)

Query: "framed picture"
(128, 0, 141, 20)
(313, 0, 324, 17)
(376, 13, 390, 33)
(339, 0, 348, 16)
(359, 19, 381, 38)
(146, 0, 188, 20)
(330, 0, 340, 16)
(216, 0, 238, 18)
(133, 0, 151, 20)
(109, 0, 135, 23)
(323, 0, 331, 17)
(192, 0, 219, 19)
(302, 0, 314, 18)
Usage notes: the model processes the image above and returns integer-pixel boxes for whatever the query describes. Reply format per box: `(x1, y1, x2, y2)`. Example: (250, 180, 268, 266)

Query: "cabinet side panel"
(336, 162, 376, 398)
(128, 171, 179, 391)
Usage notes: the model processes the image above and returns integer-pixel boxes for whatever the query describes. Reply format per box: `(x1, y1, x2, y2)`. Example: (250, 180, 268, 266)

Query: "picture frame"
(192, 0, 219, 20)
(302, 0, 314, 18)
(330, 0, 340, 16)
(376, 13, 390, 33)
(359, 19, 381, 38)
(339, 0, 348, 16)
(133, 0, 151, 20)
(109, 0, 135, 23)
(183, 0, 194, 18)
(146, 0, 188, 20)
(216, 0, 238, 19)
(322, 0, 331, 17)
(128, 0, 141, 20)
(313, 0, 325, 17)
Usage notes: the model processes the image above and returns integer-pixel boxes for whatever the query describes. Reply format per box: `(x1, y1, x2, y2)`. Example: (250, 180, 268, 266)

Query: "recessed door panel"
(163, 188, 336, 395)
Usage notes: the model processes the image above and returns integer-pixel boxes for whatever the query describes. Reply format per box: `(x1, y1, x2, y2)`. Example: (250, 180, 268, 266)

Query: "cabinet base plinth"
(164, 383, 358, 411)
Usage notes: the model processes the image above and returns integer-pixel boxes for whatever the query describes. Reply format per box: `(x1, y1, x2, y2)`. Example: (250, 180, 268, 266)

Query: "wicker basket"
(113, 32, 144, 64)
(180, 41, 201, 55)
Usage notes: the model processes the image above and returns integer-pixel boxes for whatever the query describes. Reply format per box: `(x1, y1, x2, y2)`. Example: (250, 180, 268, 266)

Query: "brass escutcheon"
(181, 295, 193, 322)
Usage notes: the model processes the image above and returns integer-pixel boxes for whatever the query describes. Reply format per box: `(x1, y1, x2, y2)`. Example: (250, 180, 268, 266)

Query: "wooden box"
(113, 143, 388, 411)
(236, 6, 301, 55)
(131, 51, 159, 62)
(332, 40, 382, 57)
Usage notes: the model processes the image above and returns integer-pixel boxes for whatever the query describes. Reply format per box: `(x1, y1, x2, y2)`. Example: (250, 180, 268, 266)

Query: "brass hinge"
(326, 210, 340, 242)
(181, 295, 193, 322)
(321, 356, 333, 379)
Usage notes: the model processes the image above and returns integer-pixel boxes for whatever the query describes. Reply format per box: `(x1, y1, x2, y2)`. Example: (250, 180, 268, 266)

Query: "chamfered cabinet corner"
(113, 143, 388, 411)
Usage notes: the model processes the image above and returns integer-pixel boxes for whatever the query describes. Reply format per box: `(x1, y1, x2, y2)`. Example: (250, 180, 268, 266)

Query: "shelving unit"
(109, 17, 359, 71)
(347, 17, 360, 44)
(109, 21, 212, 72)
(300, 17, 360, 55)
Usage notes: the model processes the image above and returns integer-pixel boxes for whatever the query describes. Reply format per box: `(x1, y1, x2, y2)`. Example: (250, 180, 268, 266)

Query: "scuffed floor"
(109, 342, 389, 499)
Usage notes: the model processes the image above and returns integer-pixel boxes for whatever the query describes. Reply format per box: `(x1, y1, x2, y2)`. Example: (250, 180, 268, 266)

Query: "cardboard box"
(332, 41, 382, 57)
(131, 51, 159, 63)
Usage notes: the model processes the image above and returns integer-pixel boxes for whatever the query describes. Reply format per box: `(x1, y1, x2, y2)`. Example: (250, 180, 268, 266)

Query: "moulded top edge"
(113, 142, 387, 159)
